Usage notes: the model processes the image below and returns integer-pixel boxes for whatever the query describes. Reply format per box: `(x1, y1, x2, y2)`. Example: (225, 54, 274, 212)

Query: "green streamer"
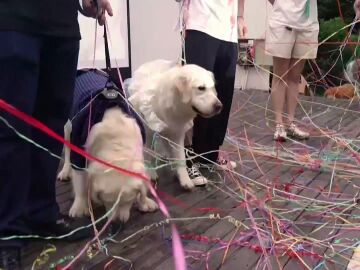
(304, 0, 311, 18)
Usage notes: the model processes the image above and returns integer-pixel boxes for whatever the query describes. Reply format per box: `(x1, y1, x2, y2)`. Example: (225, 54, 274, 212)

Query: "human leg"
(184, 30, 219, 184)
(286, 58, 306, 124)
(284, 29, 319, 140)
(206, 40, 238, 169)
(27, 37, 79, 223)
(0, 31, 41, 268)
(184, 30, 220, 163)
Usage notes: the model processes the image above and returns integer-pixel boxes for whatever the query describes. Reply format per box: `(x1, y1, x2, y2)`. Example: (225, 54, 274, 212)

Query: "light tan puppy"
(58, 107, 158, 223)
(324, 84, 356, 99)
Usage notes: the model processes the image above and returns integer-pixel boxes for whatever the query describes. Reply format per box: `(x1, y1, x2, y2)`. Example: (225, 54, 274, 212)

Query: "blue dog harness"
(70, 70, 146, 170)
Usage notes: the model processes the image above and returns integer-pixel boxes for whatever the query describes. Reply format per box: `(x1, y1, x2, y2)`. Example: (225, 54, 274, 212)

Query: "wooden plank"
(326, 205, 360, 270)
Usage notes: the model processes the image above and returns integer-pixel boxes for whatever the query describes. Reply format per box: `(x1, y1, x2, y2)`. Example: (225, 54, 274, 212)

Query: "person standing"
(181, 0, 247, 185)
(265, 0, 319, 141)
(0, 0, 112, 268)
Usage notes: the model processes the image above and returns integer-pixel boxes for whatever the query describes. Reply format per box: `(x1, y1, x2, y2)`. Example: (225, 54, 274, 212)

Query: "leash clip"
(101, 87, 119, 99)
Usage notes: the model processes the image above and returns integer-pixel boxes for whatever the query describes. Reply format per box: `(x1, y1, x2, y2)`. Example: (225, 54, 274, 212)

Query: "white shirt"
(269, 0, 319, 31)
(183, 0, 238, 43)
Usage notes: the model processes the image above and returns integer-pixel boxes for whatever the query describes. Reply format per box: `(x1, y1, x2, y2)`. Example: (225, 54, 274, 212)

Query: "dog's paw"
(138, 197, 158, 212)
(117, 208, 131, 223)
(69, 199, 89, 218)
(57, 166, 71, 181)
(180, 178, 195, 190)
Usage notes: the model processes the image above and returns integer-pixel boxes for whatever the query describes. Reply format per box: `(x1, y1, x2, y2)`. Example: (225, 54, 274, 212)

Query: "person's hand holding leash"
(81, 0, 113, 25)
(238, 0, 247, 38)
(238, 16, 248, 38)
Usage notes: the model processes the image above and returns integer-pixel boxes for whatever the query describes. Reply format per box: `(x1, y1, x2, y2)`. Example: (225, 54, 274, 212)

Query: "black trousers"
(0, 31, 79, 246)
(185, 30, 238, 163)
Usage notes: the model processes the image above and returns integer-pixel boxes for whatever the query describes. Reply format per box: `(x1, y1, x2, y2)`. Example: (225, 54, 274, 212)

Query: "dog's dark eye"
(198, 86, 206, 91)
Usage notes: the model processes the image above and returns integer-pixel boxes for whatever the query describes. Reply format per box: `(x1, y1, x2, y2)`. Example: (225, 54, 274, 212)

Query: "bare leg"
(271, 57, 291, 124)
(286, 58, 306, 124)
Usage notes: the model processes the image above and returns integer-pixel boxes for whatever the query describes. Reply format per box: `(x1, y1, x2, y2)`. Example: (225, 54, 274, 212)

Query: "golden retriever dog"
(345, 59, 360, 84)
(325, 59, 360, 100)
(324, 84, 356, 99)
(58, 106, 158, 223)
(128, 60, 222, 190)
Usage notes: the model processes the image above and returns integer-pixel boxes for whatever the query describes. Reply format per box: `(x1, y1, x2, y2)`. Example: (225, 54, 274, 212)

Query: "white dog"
(58, 105, 158, 223)
(345, 59, 360, 85)
(128, 60, 222, 190)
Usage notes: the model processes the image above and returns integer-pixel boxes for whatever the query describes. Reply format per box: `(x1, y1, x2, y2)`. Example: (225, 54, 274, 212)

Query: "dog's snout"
(213, 102, 223, 113)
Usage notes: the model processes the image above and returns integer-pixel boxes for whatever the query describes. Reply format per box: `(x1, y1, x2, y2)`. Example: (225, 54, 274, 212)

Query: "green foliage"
(318, 0, 355, 24)
(305, 2, 357, 95)
(319, 17, 355, 42)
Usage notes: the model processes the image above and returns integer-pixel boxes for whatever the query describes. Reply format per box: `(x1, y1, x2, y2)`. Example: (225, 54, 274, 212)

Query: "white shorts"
(265, 25, 319, 59)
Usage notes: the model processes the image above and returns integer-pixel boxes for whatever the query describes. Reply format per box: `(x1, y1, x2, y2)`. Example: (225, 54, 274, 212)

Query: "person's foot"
(0, 247, 21, 270)
(186, 163, 208, 186)
(274, 123, 287, 141)
(214, 156, 237, 171)
(28, 214, 104, 241)
(286, 122, 309, 140)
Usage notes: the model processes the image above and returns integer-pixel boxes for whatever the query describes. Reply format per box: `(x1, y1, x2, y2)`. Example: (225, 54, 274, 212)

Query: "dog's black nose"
(213, 102, 223, 113)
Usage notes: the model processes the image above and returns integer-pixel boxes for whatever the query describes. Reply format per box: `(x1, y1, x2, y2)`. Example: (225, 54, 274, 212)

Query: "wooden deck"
(23, 90, 360, 270)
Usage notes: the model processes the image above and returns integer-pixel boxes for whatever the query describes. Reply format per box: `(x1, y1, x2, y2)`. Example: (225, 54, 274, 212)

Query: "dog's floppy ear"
(174, 74, 192, 103)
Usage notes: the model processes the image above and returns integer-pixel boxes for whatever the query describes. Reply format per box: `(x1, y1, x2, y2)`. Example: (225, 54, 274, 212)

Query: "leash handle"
(93, 0, 124, 92)
(103, 25, 112, 72)
(92, 0, 111, 71)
